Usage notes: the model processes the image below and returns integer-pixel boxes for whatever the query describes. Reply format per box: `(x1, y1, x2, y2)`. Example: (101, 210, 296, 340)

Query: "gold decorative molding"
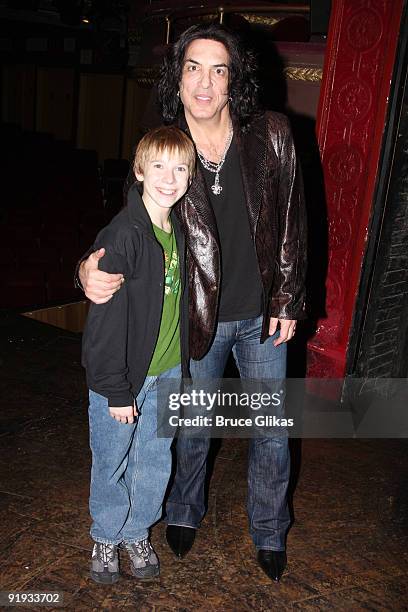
(168, 12, 283, 27)
(241, 14, 280, 27)
(284, 66, 323, 82)
(131, 65, 323, 87)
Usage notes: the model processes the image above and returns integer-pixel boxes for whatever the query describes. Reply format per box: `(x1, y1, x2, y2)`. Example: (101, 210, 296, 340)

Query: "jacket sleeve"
(82, 242, 134, 407)
(74, 244, 95, 291)
(270, 116, 307, 320)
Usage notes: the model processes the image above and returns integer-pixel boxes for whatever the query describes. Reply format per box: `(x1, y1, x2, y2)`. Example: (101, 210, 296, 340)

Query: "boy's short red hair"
(133, 125, 196, 177)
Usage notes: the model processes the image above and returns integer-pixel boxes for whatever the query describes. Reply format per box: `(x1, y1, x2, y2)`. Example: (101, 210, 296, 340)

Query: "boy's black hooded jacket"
(81, 184, 189, 407)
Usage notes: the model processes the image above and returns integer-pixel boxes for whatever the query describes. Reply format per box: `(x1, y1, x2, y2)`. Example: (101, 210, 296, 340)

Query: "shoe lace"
(126, 539, 151, 563)
(96, 543, 116, 565)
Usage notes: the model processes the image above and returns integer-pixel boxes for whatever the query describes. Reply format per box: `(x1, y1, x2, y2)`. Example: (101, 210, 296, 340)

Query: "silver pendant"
(211, 173, 222, 195)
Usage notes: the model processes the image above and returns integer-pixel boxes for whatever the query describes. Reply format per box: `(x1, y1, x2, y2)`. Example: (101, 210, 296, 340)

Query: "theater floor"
(1, 311, 407, 611)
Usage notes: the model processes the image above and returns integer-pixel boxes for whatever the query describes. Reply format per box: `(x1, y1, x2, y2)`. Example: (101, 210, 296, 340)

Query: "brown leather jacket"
(175, 111, 307, 360)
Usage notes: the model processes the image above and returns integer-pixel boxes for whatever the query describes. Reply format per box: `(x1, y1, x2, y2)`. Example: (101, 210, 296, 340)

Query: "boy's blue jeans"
(165, 316, 290, 551)
(88, 364, 181, 545)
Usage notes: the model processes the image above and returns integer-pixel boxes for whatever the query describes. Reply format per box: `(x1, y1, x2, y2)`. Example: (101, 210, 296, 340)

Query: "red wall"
(309, 0, 405, 378)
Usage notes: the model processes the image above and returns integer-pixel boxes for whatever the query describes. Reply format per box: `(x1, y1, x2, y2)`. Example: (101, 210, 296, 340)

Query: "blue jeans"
(88, 364, 181, 545)
(166, 316, 290, 550)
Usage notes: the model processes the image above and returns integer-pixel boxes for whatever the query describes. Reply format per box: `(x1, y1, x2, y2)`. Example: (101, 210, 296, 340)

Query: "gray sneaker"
(123, 539, 160, 579)
(90, 542, 120, 584)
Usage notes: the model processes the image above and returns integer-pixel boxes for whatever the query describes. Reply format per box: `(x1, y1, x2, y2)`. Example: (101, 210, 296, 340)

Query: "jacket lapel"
(186, 163, 219, 242)
(234, 116, 267, 238)
(177, 115, 220, 246)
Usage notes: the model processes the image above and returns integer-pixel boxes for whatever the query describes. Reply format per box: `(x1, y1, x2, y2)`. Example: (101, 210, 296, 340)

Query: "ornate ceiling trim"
(240, 14, 281, 27)
(284, 66, 323, 82)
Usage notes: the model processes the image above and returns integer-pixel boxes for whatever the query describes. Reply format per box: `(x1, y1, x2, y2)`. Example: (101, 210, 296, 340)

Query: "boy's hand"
(79, 248, 124, 304)
(109, 403, 138, 424)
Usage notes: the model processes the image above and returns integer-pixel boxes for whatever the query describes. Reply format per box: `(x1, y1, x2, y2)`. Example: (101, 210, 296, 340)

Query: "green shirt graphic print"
(147, 223, 181, 375)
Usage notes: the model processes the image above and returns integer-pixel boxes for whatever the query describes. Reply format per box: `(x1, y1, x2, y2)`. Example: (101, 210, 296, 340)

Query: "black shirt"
(200, 138, 263, 322)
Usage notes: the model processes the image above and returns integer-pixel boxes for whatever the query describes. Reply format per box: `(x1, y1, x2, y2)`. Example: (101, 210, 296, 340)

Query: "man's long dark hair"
(158, 23, 260, 132)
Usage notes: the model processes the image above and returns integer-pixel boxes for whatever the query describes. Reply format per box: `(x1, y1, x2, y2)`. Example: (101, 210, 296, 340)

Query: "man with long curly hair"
(78, 23, 307, 582)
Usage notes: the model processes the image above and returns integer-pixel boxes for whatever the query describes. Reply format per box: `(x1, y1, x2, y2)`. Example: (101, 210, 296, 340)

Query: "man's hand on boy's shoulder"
(79, 248, 124, 304)
(109, 403, 138, 424)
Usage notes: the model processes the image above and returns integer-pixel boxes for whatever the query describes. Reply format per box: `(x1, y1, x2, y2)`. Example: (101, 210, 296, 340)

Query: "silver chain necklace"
(197, 125, 233, 195)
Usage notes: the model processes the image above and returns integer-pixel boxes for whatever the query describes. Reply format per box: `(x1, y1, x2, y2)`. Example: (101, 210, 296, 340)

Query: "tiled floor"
(1, 311, 407, 611)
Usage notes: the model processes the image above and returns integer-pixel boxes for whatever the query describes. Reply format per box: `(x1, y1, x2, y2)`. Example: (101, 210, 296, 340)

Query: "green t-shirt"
(147, 223, 181, 375)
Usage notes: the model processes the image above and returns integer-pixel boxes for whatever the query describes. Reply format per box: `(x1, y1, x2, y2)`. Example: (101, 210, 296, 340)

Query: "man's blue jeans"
(88, 364, 181, 545)
(165, 316, 290, 550)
